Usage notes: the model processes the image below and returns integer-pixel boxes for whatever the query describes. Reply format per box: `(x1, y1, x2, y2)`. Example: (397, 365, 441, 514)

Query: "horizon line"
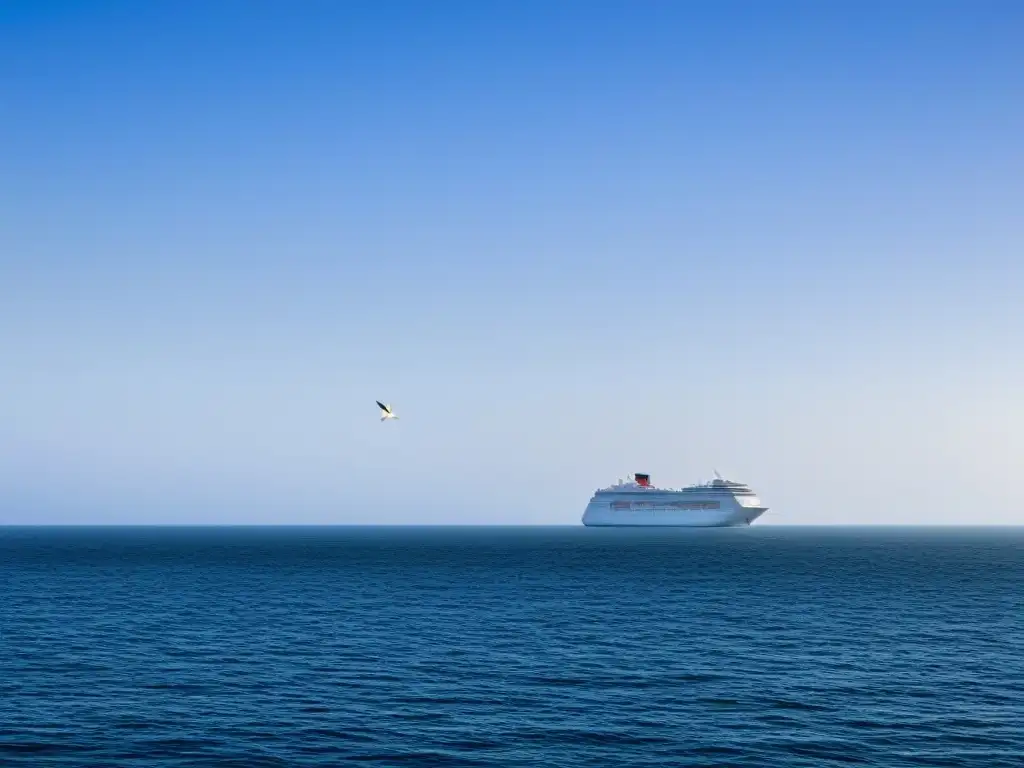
(2, 523, 1022, 528)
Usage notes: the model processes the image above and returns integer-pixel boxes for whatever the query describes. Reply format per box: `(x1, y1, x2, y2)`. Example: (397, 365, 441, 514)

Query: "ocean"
(1, 526, 1021, 767)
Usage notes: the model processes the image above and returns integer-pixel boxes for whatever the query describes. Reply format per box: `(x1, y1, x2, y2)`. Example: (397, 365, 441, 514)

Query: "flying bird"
(376, 401, 399, 421)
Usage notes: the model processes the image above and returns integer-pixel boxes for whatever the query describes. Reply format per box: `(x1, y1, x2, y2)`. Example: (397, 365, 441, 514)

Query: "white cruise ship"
(582, 472, 768, 527)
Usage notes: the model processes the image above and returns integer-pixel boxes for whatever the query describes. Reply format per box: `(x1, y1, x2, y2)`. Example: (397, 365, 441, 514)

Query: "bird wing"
(375, 401, 390, 413)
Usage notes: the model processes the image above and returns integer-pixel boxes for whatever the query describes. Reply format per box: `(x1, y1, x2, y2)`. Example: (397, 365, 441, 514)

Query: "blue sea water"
(1, 526, 1021, 767)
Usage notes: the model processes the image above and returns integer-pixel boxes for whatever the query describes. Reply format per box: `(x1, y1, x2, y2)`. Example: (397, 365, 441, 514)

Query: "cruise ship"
(581, 472, 768, 527)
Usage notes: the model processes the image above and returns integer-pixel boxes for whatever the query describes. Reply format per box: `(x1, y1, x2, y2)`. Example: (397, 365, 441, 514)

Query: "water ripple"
(1, 526, 1021, 767)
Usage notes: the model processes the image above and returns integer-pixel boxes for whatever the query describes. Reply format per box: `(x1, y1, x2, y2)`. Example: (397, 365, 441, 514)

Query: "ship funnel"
(634, 473, 650, 487)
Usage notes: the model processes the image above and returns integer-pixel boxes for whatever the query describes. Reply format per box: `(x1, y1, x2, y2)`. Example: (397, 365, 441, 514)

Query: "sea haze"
(1, 526, 1021, 767)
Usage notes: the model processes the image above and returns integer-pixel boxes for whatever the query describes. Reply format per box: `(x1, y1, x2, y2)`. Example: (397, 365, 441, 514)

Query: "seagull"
(376, 401, 399, 421)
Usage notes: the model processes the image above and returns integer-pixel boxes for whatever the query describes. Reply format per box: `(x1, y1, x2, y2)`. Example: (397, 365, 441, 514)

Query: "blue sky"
(2, 1, 1022, 524)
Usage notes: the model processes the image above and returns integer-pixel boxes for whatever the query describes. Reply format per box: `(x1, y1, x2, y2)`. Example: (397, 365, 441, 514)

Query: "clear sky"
(2, 1, 1022, 525)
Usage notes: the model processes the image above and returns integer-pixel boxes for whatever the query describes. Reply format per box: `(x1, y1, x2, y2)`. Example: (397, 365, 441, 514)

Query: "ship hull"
(581, 501, 767, 527)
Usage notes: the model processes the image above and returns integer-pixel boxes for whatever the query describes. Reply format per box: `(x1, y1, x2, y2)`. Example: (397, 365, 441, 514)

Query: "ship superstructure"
(581, 472, 768, 527)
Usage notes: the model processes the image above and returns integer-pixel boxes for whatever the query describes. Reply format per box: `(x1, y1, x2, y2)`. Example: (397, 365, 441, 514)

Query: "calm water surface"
(1, 526, 1022, 767)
